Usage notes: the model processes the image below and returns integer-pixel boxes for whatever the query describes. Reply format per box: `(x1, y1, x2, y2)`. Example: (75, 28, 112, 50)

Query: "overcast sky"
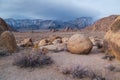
(0, 0, 120, 20)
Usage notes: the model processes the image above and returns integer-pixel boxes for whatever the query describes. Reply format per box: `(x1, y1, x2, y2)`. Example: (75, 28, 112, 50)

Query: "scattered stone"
(89, 36, 96, 46)
(62, 37, 69, 44)
(20, 38, 34, 47)
(89, 36, 103, 49)
(48, 35, 62, 43)
(52, 38, 62, 45)
(38, 39, 50, 47)
(40, 45, 58, 52)
(40, 43, 67, 52)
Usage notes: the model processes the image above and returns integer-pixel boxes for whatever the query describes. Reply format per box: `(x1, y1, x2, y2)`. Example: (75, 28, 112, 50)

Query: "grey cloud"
(0, 0, 100, 20)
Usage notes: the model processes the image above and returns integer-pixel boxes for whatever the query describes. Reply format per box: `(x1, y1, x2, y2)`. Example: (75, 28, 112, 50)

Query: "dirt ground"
(0, 31, 120, 80)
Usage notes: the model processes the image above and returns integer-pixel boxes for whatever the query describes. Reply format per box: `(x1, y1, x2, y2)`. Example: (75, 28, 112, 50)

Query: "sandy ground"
(0, 31, 120, 80)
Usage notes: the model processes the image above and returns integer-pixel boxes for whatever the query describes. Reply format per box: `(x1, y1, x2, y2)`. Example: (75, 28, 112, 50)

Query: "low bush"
(0, 49, 10, 57)
(61, 65, 106, 80)
(90, 71, 105, 80)
(71, 66, 90, 79)
(13, 49, 53, 68)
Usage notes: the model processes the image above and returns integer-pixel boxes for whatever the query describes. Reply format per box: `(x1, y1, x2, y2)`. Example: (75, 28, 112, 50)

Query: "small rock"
(20, 38, 34, 47)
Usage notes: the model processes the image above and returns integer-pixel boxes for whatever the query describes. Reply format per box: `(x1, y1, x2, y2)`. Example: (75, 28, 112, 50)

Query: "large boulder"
(0, 31, 17, 53)
(0, 18, 10, 34)
(104, 16, 120, 60)
(67, 34, 93, 54)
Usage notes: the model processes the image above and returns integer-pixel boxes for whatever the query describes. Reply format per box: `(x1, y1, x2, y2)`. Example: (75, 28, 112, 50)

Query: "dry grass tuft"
(60, 65, 106, 80)
(71, 66, 89, 79)
(0, 49, 10, 57)
(13, 49, 53, 68)
(90, 71, 105, 80)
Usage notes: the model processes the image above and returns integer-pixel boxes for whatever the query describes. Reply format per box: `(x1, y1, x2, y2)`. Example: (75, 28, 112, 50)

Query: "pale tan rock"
(67, 34, 93, 54)
(20, 38, 34, 47)
(62, 37, 69, 44)
(40, 45, 58, 52)
(52, 38, 62, 45)
(40, 43, 67, 52)
(55, 43, 67, 51)
(48, 35, 62, 43)
(38, 39, 48, 47)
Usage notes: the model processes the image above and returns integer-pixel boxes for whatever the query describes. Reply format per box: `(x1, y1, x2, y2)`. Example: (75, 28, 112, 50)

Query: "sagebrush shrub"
(71, 66, 90, 79)
(61, 65, 106, 80)
(0, 49, 10, 57)
(13, 49, 53, 68)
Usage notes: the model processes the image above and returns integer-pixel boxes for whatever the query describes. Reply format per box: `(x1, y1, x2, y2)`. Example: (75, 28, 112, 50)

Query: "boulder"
(55, 43, 67, 51)
(40, 45, 58, 52)
(38, 39, 51, 47)
(89, 36, 103, 49)
(48, 35, 62, 43)
(20, 38, 34, 47)
(89, 36, 96, 46)
(104, 16, 120, 60)
(40, 43, 67, 52)
(67, 34, 93, 54)
(0, 31, 17, 53)
(62, 37, 69, 44)
(52, 38, 62, 45)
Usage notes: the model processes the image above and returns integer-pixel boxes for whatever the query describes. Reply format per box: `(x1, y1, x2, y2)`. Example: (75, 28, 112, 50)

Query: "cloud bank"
(0, 0, 120, 20)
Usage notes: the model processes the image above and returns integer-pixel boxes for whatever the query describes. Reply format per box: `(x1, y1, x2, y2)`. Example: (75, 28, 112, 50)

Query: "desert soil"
(0, 31, 120, 80)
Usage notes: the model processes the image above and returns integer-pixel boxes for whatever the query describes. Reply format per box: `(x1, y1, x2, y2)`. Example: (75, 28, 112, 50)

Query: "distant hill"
(85, 15, 119, 32)
(4, 17, 93, 31)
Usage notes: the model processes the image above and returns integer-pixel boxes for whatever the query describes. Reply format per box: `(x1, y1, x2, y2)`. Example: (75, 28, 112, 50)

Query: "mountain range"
(4, 17, 93, 31)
